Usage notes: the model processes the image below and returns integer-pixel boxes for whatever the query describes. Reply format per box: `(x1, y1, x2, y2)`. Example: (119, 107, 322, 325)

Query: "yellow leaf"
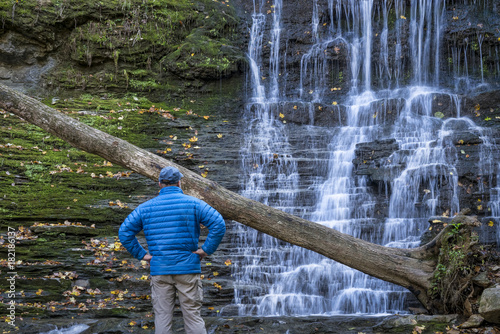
(213, 271, 219, 276)
(400, 15, 406, 19)
(332, 101, 337, 105)
(198, 165, 205, 169)
(453, 16, 459, 20)
(488, 221, 494, 227)
(203, 115, 210, 120)
(189, 136, 198, 142)
(206, 262, 212, 266)
(293, 105, 298, 109)
(477, 205, 483, 210)
(201, 171, 208, 178)
(224, 259, 232, 266)
(279, 113, 285, 119)
(191, 53, 195, 56)
(129, 321, 137, 326)
(217, 134, 223, 138)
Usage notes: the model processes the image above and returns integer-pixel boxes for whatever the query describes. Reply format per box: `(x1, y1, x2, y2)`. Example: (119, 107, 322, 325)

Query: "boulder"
(472, 271, 492, 288)
(479, 287, 500, 324)
(459, 314, 485, 329)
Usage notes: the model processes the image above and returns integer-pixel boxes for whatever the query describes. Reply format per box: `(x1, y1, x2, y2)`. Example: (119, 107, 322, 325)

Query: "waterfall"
(231, 0, 500, 316)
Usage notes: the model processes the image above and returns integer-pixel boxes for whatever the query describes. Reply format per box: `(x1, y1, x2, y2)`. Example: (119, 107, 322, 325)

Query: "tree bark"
(0, 83, 480, 313)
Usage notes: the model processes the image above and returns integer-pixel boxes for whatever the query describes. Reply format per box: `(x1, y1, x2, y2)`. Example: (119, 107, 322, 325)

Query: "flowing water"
(230, 0, 500, 316)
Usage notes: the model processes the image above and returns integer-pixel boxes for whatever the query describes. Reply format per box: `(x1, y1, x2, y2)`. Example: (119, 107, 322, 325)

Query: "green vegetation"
(428, 221, 483, 314)
(0, 93, 200, 223)
(0, 0, 244, 96)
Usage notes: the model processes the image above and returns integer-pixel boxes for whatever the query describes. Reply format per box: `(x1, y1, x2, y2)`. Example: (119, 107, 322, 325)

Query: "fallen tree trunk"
(0, 83, 482, 313)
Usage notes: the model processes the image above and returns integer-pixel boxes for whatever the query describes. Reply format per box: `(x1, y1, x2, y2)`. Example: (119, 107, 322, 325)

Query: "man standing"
(119, 166, 226, 334)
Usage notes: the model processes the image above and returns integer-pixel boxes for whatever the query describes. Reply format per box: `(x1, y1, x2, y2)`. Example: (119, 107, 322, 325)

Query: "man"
(119, 166, 226, 334)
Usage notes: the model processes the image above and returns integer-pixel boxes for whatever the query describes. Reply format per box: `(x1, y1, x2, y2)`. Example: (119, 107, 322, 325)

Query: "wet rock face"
(249, 0, 500, 97)
(0, 31, 56, 92)
(352, 89, 500, 242)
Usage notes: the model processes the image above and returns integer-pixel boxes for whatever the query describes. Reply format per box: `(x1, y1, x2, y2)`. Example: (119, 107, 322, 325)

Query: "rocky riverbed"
(2, 313, 494, 334)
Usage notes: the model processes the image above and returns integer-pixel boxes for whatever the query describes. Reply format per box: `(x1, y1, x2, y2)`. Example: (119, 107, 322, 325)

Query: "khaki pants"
(151, 274, 207, 334)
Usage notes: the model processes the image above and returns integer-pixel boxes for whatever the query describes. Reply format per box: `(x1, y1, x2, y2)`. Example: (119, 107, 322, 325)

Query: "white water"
(231, 0, 500, 316)
(39, 324, 89, 334)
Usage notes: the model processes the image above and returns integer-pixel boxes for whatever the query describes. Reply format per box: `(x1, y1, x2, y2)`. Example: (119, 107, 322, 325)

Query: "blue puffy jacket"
(118, 186, 226, 276)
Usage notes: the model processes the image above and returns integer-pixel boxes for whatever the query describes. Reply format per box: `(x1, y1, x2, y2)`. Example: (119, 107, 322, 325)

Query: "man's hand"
(142, 254, 153, 262)
(193, 248, 208, 260)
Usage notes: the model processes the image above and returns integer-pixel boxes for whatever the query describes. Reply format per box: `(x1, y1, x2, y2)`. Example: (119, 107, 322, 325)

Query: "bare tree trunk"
(0, 83, 481, 313)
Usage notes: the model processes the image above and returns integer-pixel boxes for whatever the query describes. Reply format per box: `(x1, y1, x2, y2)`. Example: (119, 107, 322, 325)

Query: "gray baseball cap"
(159, 166, 183, 184)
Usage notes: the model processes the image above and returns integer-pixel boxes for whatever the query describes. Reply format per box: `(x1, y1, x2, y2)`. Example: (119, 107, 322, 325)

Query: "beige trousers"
(150, 274, 207, 334)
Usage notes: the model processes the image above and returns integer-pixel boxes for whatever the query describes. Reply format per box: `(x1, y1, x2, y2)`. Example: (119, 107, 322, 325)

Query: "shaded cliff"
(0, 0, 247, 97)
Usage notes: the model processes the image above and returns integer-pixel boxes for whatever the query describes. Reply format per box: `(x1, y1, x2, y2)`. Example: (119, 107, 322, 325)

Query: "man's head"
(159, 166, 183, 186)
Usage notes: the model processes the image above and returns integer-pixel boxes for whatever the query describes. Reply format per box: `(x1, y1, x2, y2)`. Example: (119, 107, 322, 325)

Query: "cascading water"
(230, 0, 500, 316)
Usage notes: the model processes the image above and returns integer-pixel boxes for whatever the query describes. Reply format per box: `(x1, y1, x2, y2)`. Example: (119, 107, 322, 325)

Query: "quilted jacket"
(118, 186, 226, 276)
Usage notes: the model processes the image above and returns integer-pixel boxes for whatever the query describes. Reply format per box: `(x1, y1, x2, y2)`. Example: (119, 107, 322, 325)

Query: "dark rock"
(479, 287, 500, 324)
(353, 138, 400, 181)
(420, 216, 455, 245)
(472, 271, 492, 288)
(459, 314, 485, 328)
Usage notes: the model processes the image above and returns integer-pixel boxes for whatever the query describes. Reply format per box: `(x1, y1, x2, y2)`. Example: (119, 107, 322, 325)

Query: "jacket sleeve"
(118, 208, 148, 261)
(197, 202, 226, 255)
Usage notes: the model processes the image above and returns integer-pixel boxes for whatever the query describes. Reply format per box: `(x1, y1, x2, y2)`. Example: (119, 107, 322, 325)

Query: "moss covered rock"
(0, 0, 246, 96)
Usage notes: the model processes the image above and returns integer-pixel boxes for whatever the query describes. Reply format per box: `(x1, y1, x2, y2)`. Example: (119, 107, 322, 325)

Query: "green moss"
(165, 28, 243, 79)
(0, 0, 244, 95)
(0, 94, 172, 223)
